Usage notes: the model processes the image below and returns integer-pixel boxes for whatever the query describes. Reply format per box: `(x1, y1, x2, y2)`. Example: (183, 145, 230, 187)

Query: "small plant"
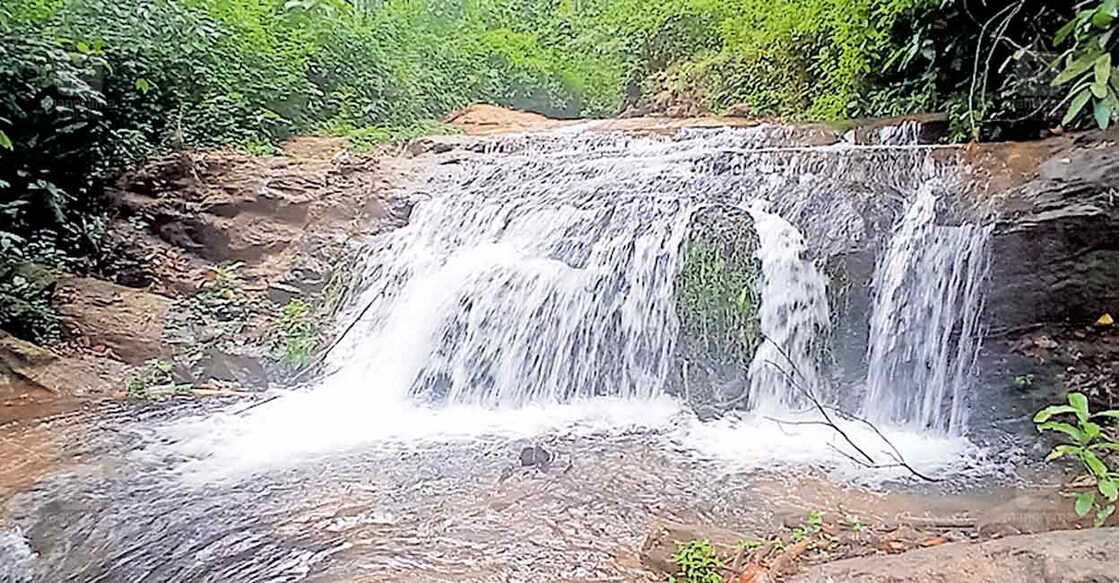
(1052, 0, 1119, 129)
(272, 299, 317, 368)
(240, 137, 278, 156)
(126, 358, 178, 400)
(668, 539, 723, 583)
(126, 375, 148, 399)
(738, 538, 763, 551)
(790, 511, 824, 542)
(1011, 374, 1035, 389)
(845, 515, 867, 533)
(1035, 392, 1119, 527)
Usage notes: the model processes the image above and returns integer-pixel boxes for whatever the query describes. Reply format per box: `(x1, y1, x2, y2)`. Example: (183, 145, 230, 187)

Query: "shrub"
(1035, 392, 1119, 527)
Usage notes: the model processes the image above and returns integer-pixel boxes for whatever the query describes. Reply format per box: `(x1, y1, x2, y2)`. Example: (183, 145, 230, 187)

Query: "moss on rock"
(674, 204, 762, 411)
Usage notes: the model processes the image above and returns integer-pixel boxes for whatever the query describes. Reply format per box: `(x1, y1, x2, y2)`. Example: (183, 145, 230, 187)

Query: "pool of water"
(0, 393, 1031, 582)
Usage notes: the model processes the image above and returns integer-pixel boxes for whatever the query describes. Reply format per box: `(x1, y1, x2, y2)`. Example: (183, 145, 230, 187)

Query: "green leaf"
(1046, 444, 1081, 461)
(0, 130, 11, 150)
(1096, 504, 1116, 527)
(1100, 478, 1119, 502)
(1075, 491, 1095, 517)
(1095, 96, 1115, 129)
(1055, 19, 1078, 46)
(1068, 392, 1090, 423)
(1055, 54, 1099, 86)
(1083, 450, 1110, 478)
(1037, 421, 1087, 444)
(1064, 90, 1093, 126)
(134, 78, 151, 94)
(1092, 7, 1115, 28)
(1034, 405, 1075, 423)
(1092, 82, 1109, 99)
(1091, 410, 1119, 420)
(1096, 55, 1113, 87)
(1106, 0, 1119, 18)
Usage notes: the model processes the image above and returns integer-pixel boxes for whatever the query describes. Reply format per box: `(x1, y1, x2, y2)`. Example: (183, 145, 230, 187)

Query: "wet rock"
(790, 528, 1119, 583)
(519, 445, 552, 467)
(671, 204, 761, 412)
(987, 146, 1119, 331)
(0, 331, 130, 420)
(975, 489, 1117, 535)
(192, 347, 269, 389)
(53, 277, 172, 365)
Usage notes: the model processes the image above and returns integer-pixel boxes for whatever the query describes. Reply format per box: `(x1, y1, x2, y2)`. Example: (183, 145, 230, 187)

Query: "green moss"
(676, 208, 761, 370)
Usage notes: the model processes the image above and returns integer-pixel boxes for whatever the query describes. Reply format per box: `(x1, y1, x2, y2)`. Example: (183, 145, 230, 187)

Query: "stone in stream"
(519, 445, 552, 468)
(671, 204, 762, 416)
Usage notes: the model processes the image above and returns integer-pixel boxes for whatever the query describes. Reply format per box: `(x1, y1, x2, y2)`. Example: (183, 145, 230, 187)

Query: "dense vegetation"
(0, 0, 1115, 342)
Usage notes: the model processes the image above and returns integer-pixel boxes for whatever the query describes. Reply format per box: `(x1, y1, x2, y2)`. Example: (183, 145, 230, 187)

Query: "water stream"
(1, 124, 1011, 582)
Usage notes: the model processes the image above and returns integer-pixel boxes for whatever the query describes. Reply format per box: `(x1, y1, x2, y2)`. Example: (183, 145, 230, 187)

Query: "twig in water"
(756, 333, 940, 482)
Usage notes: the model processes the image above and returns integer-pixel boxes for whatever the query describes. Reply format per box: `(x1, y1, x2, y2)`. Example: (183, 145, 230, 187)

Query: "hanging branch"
(756, 334, 941, 483)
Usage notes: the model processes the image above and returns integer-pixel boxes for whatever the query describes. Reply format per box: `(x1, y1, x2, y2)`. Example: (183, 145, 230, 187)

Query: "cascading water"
(317, 126, 992, 432)
(862, 181, 992, 434)
(745, 200, 831, 412)
(1, 123, 1010, 583)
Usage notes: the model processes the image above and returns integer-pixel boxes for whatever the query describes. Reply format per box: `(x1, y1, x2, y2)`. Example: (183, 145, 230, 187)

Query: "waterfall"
(862, 182, 992, 434)
(745, 200, 831, 411)
(315, 126, 992, 437)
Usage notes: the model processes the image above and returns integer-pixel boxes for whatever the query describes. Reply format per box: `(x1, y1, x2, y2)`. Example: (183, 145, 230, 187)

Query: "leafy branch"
(1035, 392, 1119, 526)
(1053, 0, 1119, 128)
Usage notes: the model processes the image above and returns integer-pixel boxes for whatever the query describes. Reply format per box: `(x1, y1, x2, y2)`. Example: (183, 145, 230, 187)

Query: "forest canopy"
(0, 0, 1112, 341)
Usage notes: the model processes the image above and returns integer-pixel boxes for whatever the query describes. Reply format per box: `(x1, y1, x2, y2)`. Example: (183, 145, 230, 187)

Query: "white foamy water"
(0, 529, 34, 583)
(745, 200, 831, 412)
(182, 125, 995, 481)
(863, 181, 992, 434)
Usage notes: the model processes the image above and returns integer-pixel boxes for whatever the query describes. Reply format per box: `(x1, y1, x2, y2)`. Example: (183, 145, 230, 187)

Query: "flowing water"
(744, 201, 831, 412)
(1, 124, 1017, 582)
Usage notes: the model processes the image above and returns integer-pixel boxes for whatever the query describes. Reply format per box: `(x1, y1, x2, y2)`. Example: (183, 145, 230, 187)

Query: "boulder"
(790, 528, 1119, 583)
(0, 331, 131, 422)
(672, 204, 761, 412)
(987, 146, 1119, 331)
(53, 277, 172, 365)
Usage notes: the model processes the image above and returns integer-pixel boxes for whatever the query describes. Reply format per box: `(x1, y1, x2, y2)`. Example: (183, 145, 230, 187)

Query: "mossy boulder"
(673, 204, 762, 415)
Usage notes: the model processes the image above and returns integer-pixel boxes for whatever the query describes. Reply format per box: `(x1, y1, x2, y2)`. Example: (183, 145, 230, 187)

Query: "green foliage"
(126, 358, 188, 399)
(0, 0, 1107, 342)
(1052, 0, 1119, 129)
(738, 537, 763, 550)
(272, 298, 316, 368)
(790, 511, 824, 542)
(1035, 392, 1119, 527)
(0, 265, 60, 344)
(1012, 373, 1036, 389)
(677, 211, 761, 369)
(668, 539, 723, 583)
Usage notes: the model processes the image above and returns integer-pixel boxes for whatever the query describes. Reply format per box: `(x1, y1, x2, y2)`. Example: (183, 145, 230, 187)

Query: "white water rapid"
(200, 125, 995, 478)
(745, 200, 831, 412)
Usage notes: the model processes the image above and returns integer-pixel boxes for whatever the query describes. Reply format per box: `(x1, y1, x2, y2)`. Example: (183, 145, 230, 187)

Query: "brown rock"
(987, 146, 1119, 330)
(725, 103, 752, 118)
(0, 332, 130, 422)
(976, 489, 1116, 536)
(790, 528, 1119, 583)
(54, 277, 172, 365)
